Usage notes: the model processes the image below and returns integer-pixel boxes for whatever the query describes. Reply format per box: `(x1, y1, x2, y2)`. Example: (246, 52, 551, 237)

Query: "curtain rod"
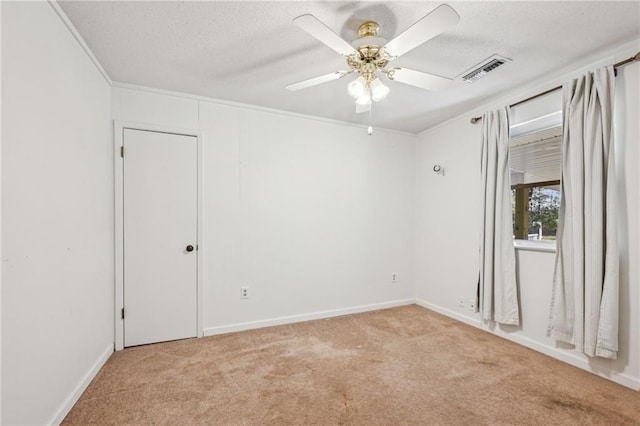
(470, 51, 640, 124)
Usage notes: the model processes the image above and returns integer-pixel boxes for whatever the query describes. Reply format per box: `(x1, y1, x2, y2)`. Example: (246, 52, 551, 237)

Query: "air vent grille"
(461, 55, 511, 83)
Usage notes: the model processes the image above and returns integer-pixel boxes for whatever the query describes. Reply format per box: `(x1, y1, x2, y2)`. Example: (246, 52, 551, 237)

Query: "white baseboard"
(203, 299, 415, 337)
(415, 298, 640, 391)
(49, 343, 114, 425)
(415, 298, 482, 328)
(493, 328, 640, 390)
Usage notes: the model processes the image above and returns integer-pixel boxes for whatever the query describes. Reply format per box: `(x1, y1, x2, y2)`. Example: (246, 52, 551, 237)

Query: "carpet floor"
(64, 305, 640, 425)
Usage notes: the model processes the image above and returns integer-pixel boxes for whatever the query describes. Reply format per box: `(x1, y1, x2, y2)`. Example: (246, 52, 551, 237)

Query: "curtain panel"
(548, 66, 619, 359)
(477, 107, 520, 326)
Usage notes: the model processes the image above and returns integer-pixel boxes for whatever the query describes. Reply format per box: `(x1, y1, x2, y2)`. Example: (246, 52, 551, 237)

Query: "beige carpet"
(64, 305, 640, 425)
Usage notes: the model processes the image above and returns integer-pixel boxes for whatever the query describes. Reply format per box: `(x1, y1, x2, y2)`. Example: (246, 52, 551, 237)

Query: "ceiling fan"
(286, 5, 460, 113)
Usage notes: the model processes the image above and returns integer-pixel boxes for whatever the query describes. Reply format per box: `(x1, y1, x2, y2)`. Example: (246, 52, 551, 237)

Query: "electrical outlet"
(240, 287, 249, 299)
(458, 297, 465, 308)
(468, 299, 476, 311)
(391, 273, 397, 283)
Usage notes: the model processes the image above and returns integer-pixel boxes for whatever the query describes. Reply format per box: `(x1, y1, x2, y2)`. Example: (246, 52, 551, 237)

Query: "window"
(511, 182, 560, 240)
(510, 126, 562, 241)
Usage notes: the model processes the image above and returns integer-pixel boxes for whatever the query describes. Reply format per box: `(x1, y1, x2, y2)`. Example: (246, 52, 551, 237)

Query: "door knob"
(186, 245, 194, 252)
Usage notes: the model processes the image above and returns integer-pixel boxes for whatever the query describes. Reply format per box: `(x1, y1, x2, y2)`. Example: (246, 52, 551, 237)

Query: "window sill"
(514, 239, 556, 253)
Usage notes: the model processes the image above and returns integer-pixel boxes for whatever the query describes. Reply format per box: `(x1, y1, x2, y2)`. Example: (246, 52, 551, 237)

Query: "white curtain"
(548, 66, 618, 359)
(477, 107, 520, 326)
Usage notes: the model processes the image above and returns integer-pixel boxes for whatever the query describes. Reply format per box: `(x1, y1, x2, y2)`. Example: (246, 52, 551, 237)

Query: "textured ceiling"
(58, 1, 640, 133)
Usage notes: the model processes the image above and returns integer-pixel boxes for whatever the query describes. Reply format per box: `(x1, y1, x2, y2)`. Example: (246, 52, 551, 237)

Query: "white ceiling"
(58, 1, 640, 133)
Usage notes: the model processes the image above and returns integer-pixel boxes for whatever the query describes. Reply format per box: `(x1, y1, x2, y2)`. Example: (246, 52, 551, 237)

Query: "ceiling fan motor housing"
(348, 21, 390, 81)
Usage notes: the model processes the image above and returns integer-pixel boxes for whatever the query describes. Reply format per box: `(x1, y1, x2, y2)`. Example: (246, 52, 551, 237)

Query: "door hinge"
(120, 146, 124, 157)
(121, 307, 125, 319)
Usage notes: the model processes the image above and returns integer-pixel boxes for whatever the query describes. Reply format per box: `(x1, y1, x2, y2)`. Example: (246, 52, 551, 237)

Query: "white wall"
(112, 86, 416, 335)
(1, 2, 114, 424)
(415, 41, 640, 389)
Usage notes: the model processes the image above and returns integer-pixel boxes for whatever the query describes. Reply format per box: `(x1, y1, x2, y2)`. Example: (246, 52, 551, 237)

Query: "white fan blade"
(356, 103, 371, 114)
(293, 14, 357, 56)
(386, 67, 452, 91)
(382, 5, 460, 58)
(286, 70, 350, 91)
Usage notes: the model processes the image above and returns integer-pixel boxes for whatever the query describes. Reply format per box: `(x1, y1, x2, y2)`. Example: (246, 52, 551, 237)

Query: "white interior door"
(123, 128, 198, 347)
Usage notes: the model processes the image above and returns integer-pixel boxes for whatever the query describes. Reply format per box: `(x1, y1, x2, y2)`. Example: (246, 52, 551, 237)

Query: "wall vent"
(460, 55, 512, 83)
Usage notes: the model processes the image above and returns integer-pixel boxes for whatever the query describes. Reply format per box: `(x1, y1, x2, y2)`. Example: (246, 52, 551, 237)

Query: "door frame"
(114, 120, 204, 350)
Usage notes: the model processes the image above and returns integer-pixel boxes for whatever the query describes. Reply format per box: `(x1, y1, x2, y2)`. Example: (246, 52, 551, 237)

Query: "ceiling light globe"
(347, 76, 367, 99)
(355, 88, 372, 106)
(370, 78, 390, 102)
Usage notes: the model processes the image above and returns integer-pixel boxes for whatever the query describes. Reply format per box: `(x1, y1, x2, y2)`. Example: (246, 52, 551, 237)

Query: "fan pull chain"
(367, 105, 373, 136)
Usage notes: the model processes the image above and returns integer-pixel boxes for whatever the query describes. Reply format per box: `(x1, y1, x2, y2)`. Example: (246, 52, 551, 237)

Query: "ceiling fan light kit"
(370, 78, 390, 102)
(287, 4, 461, 131)
(347, 76, 367, 98)
(348, 75, 389, 106)
(356, 90, 372, 106)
